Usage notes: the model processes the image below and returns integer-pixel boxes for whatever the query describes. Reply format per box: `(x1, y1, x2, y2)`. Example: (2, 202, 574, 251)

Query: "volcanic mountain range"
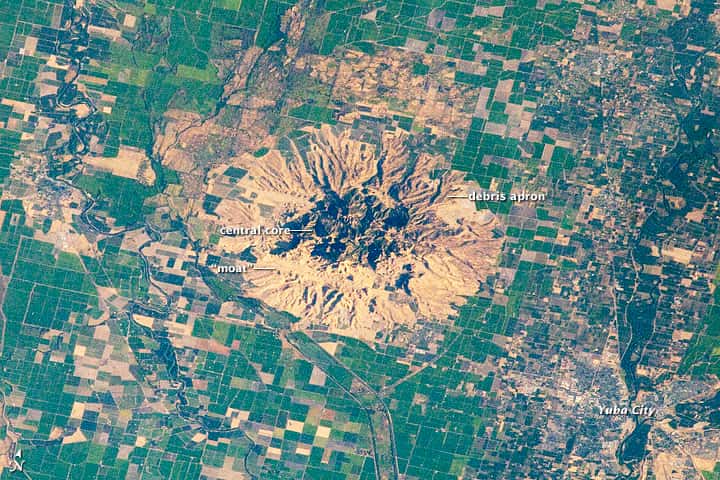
(208, 125, 501, 340)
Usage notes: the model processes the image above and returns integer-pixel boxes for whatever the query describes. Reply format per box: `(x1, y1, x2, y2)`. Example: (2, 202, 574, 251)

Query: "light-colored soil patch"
(84, 146, 156, 184)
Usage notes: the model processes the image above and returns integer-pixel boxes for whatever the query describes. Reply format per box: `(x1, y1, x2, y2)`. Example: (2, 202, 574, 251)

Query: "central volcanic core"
(277, 187, 411, 269)
(208, 125, 501, 340)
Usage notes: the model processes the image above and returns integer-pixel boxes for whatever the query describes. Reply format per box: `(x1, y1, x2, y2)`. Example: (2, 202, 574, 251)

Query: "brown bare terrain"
(204, 125, 501, 340)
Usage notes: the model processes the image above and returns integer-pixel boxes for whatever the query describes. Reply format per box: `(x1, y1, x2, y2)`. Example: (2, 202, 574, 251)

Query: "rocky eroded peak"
(209, 125, 502, 340)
